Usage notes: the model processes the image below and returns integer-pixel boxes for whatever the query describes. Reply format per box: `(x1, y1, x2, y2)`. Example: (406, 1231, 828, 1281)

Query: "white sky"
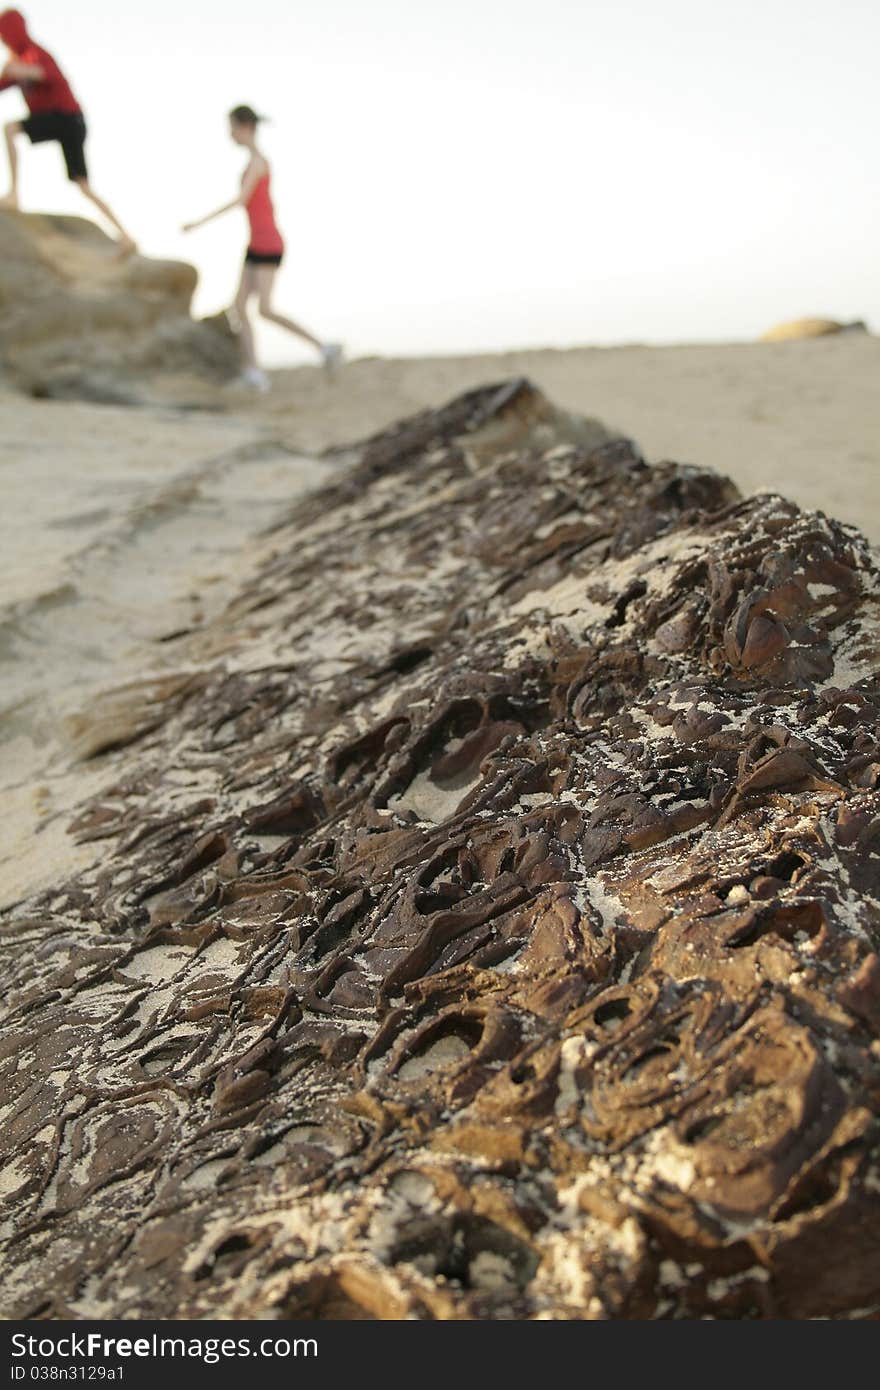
(3, 0, 878, 363)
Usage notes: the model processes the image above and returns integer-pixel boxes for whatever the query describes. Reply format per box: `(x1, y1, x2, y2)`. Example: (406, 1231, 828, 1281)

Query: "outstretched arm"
(181, 197, 240, 233)
(1, 60, 46, 84)
(181, 159, 266, 233)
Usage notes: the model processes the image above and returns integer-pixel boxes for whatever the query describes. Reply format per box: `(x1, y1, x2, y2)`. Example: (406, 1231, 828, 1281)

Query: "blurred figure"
(182, 104, 342, 391)
(0, 8, 135, 251)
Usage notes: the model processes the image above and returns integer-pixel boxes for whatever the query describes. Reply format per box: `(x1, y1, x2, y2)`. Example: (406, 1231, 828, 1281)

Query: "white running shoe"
(321, 342, 344, 376)
(240, 366, 270, 392)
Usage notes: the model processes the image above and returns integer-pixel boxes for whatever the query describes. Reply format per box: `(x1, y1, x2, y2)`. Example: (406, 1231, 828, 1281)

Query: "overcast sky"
(3, 0, 878, 362)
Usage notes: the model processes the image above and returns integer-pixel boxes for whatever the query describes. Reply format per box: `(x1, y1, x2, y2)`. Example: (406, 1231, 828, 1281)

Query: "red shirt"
(0, 42, 80, 113)
(0, 8, 81, 114)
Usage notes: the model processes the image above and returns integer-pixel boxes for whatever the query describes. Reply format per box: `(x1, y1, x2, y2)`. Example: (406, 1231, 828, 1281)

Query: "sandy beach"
(0, 390, 330, 906)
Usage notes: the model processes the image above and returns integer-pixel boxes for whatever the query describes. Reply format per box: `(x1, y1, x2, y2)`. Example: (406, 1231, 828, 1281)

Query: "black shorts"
(245, 249, 283, 267)
(21, 109, 88, 182)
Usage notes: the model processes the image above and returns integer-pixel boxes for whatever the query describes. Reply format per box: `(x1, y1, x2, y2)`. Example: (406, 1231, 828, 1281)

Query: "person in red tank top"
(0, 8, 135, 251)
(182, 104, 343, 390)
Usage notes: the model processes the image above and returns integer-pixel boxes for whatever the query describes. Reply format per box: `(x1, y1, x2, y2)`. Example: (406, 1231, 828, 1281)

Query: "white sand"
(0, 391, 330, 908)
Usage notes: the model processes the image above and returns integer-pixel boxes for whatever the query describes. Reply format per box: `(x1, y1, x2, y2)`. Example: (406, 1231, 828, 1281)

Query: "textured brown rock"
(0, 209, 238, 399)
(2, 379, 880, 1320)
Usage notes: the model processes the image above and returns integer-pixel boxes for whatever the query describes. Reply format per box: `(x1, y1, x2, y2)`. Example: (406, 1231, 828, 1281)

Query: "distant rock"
(761, 316, 868, 343)
(0, 209, 239, 401)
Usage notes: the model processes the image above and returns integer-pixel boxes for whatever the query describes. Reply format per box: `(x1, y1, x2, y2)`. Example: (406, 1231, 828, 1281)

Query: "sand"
(0, 391, 330, 906)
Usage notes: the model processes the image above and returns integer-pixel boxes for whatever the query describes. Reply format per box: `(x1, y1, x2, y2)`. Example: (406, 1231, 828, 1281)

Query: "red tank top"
(244, 172, 284, 255)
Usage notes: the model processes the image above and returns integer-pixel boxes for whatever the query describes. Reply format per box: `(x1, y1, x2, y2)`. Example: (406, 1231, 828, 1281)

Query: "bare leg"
(233, 263, 259, 369)
(73, 177, 136, 253)
(1, 122, 22, 208)
(255, 266, 324, 352)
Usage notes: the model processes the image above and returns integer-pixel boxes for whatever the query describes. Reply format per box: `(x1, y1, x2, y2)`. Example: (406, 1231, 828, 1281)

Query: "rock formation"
(0, 210, 238, 401)
(2, 379, 880, 1319)
(760, 317, 868, 343)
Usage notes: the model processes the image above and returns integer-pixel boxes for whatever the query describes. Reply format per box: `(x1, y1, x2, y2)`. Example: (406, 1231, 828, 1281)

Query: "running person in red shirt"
(182, 105, 342, 390)
(0, 9, 135, 251)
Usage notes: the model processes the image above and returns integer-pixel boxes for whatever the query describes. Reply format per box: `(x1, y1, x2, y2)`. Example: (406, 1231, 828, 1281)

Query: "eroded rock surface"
(2, 379, 880, 1319)
(0, 210, 238, 400)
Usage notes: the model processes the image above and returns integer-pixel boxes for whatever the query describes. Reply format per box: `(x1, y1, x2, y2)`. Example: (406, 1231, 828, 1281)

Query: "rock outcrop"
(0, 209, 238, 400)
(2, 380, 880, 1319)
(760, 317, 868, 343)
